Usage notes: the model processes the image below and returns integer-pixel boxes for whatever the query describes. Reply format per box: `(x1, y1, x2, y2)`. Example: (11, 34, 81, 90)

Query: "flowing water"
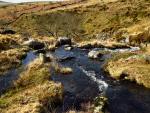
(50, 46, 150, 113)
(1, 46, 150, 113)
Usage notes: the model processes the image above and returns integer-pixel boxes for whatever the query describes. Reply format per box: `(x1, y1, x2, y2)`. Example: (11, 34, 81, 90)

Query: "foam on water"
(79, 66, 108, 92)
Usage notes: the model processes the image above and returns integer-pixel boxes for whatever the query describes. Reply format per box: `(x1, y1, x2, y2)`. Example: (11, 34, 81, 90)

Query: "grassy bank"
(0, 34, 29, 75)
(105, 48, 150, 88)
(0, 57, 63, 113)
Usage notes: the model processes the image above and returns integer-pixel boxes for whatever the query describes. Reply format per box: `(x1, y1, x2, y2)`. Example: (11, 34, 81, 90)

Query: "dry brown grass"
(58, 67, 73, 74)
(0, 81, 63, 113)
(105, 52, 150, 88)
(52, 62, 73, 75)
(0, 34, 24, 51)
(0, 47, 28, 75)
(78, 39, 129, 49)
(0, 57, 63, 113)
(0, 0, 84, 26)
(14, 57, 49, 87)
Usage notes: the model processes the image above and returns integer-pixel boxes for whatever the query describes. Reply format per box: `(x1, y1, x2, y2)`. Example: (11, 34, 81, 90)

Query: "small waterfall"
(79, 66, 108, 93)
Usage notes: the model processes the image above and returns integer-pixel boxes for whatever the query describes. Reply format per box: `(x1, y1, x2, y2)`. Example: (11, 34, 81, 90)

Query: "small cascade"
(79, 66, 108, 93)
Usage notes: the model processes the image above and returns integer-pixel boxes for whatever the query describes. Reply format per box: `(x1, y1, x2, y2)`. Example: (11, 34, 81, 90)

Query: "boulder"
(23, 39, 45, 50)
(88, 49, 103, 59)
(55, 37, 71, 47)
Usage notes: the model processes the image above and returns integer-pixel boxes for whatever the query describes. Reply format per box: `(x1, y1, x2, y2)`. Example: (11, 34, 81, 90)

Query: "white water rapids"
(79, 66, 108, 93)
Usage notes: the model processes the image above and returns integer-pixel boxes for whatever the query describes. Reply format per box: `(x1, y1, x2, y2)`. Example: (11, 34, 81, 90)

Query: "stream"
(50, 46, 150, 113)
(1, 46, 150, 113)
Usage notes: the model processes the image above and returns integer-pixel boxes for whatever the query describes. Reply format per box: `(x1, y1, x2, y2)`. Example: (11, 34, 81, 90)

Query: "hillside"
(0, 0, 84, 26)
(7, 0, 150, 44)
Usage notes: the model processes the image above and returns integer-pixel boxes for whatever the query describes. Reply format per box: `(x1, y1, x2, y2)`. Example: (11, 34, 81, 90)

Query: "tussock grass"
(0, 34, 30, 75)
(58, 67, 73, 74)
(0, 57, 63, 113)
(0, 47, 28, 75)
(78, 39, 129, 49)
(105, 52, 150, 88)
(52, 62, 73, 75)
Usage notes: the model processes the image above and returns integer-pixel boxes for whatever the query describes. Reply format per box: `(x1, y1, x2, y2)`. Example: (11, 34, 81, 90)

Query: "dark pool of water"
(50, 46, 150, 113)
(106, 81, 150, 113)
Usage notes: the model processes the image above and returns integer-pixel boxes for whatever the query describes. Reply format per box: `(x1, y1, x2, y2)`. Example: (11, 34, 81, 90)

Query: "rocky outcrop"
(106, 43, 130, 50)
(55, 37, 72, 47)
(23, 39, 45, 50)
